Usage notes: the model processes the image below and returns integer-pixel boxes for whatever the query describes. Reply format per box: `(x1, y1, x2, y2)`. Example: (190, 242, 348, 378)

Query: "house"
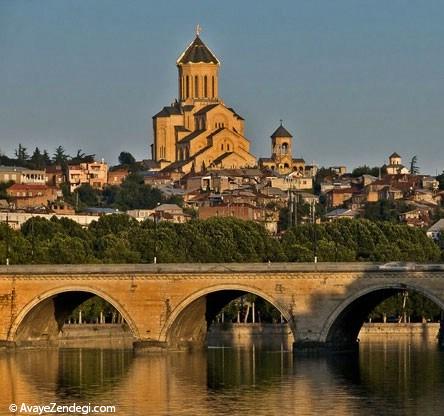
(68, 161, 108, 192)
(45, 165, 66, 187)
(325, 208, 358, 221)
(398, 209, 428, 227)
(198, 203, 278, 233)
(325, 188, 354, 209)
(107, 168, 129, 186)
(427, 219, 444, 241)
(154, 204, 190, 223)
(266, 172, 313, 192)
(6, 184, 59, 209)
(0, 166, 47, 185)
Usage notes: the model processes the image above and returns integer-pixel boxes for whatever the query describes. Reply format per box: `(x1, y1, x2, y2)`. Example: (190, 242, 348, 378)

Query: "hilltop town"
(1, 33, 444, 242)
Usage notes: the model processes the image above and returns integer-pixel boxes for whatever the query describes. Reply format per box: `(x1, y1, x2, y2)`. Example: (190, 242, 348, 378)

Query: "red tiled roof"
(7, 184, 49, 191)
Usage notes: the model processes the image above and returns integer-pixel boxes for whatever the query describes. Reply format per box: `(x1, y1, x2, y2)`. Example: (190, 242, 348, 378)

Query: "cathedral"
(151, 31, 257, 173)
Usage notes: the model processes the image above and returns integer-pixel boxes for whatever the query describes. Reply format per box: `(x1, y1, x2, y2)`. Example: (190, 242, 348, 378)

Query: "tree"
(75, 184, 101, 207)
(118, 151, 136, 166)
(410, 155, 420, 175)
(105, 174, 164, 210)
(42, 150, 51, 166)
(30, 147, 46, 169)
(14, 144, 29, 163)
(53, 145, 69, 165)
(351, 165, 380, 178)
(71, 149, 95, 164)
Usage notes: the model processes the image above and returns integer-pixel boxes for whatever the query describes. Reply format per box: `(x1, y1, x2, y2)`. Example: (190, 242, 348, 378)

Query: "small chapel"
(151, 29, 257, 173)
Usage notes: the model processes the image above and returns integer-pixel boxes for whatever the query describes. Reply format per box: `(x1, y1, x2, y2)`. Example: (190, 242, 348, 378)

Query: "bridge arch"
(160, 283, 293, 349)
(10, 285, 139, 345)
(320, 282, 444, 349)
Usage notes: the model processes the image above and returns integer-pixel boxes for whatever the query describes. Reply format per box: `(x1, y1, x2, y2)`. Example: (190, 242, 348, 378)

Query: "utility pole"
(5, 213, 10, 266)
(312, 200, 317, 263)
(294, 191, 298, 226)
(31, 214, 35, 263)
(288, 189, 293, 228)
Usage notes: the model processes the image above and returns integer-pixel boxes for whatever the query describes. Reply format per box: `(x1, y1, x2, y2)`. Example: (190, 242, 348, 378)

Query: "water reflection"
(1, 338, 444, 416)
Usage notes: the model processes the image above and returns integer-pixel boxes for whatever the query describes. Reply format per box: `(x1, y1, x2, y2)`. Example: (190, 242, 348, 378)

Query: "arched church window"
(282, 143, 289, 154)
(227, 144, 230, 151)
(204, 76, 208, 97)
(186, 76, 190, 98)
(194, 76, 199, 97)
(221, 144, 224, 151)
(212, 76, 215, 97)
(284, 163, 289, 169)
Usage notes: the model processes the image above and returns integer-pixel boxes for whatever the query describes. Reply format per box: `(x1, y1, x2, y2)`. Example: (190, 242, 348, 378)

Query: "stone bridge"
(1, 263, 444, 351)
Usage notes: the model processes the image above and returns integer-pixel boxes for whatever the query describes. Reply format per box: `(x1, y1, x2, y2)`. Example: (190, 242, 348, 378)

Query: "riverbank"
(207, 322, 441, 346)
(53, 322, 442, 349)
(59, 324, 134, 348)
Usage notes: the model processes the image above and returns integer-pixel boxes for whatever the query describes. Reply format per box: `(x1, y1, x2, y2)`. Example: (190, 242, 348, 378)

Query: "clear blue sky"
(1, 0, 443, 174)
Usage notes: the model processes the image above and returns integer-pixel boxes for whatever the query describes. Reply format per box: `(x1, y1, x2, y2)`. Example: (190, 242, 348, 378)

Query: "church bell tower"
(176, 26, 220, 104)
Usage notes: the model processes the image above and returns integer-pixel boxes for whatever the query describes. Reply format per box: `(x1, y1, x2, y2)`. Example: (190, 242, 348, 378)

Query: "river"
(1, 337, 443, 415)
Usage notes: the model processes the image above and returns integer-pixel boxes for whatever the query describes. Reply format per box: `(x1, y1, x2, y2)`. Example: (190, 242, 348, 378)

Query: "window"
(221, 144, 224, 151)
(194, 76, 199, 97)
(204, 75, 208, 97)
(186, 76, 190, 98)
(227, 144, 230, 151)
(212, 76, 215, 97)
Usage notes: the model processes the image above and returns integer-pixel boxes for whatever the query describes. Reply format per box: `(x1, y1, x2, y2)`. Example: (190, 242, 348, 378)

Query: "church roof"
(227, 107, 244, 120)
(153, 105, 181, 118)
(194, 103, 245, 121)
(177, 36, 220, 65)
(194, 103, 220, 116)
(390, 152, 401, 158)
(271, 124, 293, 138)
(178, 129, 207, 144)
(212, 152, 235, 165)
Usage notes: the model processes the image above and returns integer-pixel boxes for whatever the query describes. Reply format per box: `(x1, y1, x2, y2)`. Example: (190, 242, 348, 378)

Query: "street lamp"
(5, 213, 10, 266)
(312, 200, 317, 263)
(153, 202, 161, 264)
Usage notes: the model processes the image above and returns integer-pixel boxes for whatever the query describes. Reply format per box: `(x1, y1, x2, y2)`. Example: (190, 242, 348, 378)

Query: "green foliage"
(0, 181, 13, 200)
(351, 165, 380, 178)
(102, 174, 163, 210)
(118, 151, 136, 166)
(71, 149, 95, 164)
(75, 184, 101, 207)
(281, 219, 441, 263)
(363, 200, 410, 222)
(2, 217, 441, 265)
(369, 291, 441, 322)
(53, 145, 70, 164)
(69, 296, 119, 323)
(278, 200, 311, 231)
(410, 155, 420, 175)
(14, 144, 29, 162)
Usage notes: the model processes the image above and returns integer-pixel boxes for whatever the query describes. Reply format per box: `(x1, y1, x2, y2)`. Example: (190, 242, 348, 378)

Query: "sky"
(0, 0, 443, 174)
